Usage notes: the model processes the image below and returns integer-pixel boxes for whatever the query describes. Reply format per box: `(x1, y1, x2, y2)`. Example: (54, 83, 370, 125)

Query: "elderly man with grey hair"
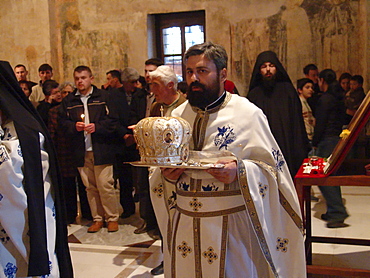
(149, 65, 186, 117)
(121, 67, 140, 106)
(145, 65, 187, 276)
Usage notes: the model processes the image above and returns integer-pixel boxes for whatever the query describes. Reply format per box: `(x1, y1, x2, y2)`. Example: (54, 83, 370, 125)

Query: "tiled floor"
(310, 186, 370, 272)
(68, 213, 164, 278)
(68, 186, 370, 277)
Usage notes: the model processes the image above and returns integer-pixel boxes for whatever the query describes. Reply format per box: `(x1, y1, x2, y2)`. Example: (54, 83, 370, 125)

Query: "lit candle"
(81, 114, 85, 123)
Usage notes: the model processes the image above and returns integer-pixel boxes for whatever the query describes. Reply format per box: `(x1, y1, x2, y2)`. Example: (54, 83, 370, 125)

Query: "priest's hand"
(161, 167, 185, 182)
(206, 159, 237, 184)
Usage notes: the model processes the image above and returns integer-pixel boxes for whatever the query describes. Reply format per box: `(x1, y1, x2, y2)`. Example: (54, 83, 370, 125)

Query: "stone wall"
(0, 0, 368, 94)
(0, 0, 52, 80)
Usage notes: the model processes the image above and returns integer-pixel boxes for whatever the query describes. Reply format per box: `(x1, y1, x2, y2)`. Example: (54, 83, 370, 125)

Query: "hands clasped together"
(76, 122, 95, 134)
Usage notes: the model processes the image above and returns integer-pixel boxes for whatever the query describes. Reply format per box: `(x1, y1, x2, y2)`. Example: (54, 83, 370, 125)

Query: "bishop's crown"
(133, 117, 192, 165)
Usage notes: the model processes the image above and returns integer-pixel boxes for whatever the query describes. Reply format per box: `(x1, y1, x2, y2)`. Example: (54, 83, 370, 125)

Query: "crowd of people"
(3, 41, 368, 277)
(12, 61, 174, 236)
(299, 64, 368, 228)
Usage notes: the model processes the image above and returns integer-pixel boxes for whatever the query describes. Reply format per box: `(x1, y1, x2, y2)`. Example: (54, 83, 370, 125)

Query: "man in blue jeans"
(312, 68, 349, 228)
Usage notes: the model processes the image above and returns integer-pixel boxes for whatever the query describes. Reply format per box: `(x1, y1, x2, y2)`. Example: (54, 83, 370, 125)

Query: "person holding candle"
(59, 65, 120, 233)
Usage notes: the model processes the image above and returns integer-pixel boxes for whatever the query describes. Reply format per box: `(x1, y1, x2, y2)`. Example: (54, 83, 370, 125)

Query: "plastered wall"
(1, 0, 368, 95)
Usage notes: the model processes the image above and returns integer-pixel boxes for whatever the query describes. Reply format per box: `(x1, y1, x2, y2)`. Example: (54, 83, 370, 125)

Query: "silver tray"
(129, 161, 225, 169)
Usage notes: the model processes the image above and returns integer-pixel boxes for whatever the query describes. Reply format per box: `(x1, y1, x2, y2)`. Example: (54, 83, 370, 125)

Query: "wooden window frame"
(154, 10, 206, 78)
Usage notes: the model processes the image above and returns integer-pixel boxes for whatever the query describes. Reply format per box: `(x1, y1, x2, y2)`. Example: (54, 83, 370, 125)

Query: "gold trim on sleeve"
(237, 160, 279, 277)
(279, 190, 304, 234)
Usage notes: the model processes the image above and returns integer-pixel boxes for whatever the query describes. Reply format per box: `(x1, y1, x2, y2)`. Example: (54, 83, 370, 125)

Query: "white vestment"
(0, 121, 59, 278)
(149, 93, 306, 278)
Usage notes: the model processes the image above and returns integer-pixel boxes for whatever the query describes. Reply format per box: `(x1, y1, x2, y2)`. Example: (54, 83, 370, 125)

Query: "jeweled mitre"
(133, 117, 192, 165)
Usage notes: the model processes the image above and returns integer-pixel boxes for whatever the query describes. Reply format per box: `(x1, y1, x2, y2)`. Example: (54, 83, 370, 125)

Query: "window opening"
(154, 11, 205, 81)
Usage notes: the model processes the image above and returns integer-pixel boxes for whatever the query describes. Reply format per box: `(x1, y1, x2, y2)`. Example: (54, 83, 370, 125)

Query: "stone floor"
(67, 186, 370, 277)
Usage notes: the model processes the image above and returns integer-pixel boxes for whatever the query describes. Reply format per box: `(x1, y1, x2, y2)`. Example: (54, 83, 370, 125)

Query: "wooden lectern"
(295, 92, 370, 277)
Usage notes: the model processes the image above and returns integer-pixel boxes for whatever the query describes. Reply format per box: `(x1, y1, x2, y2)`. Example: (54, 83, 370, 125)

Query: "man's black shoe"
(321, 213, 329, 221)
(120, 211, 135, 219)
(134, 222, 149, 234)
(149, 228, 160, 240)
(311, 195, 319, 202)
(150, 261, 164, 276)
(326, 220, 349, 228)
(134, 222, 157, 234)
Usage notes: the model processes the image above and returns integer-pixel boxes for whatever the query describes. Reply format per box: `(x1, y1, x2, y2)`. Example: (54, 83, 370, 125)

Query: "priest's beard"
(187, 78, 221, 110)
(261, 74, 277, 92)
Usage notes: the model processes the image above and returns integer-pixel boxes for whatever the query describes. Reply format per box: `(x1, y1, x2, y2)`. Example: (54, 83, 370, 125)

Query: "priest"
(247, 51, 308, 178)
(0, 61, 73, 277)
(149, 42, 306, 277)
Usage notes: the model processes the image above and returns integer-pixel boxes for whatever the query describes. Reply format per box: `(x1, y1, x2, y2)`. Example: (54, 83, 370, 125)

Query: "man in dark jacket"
(109, 68, 141, 219)
(128, 60, 163, 238)
(36, 79, 62, 125)
(59, 65, 120, 233)
(312, 69, 349, 228)
(247, 51, 308, 178)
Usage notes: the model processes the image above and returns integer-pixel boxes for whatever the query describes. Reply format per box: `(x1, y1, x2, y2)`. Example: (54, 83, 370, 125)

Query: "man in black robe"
(247, 51, 308, 178)
(0, 61, 73, 277)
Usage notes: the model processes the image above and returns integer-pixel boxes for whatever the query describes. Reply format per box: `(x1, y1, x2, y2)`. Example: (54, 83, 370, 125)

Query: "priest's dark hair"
(249, 50, 292, 92)
(184, 41, 228, 72)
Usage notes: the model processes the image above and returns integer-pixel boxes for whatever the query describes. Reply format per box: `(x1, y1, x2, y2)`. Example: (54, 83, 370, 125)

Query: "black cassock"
(0, 61, 73, 277)
(247, 51, 309, 178)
